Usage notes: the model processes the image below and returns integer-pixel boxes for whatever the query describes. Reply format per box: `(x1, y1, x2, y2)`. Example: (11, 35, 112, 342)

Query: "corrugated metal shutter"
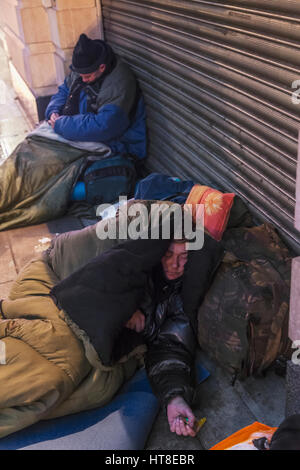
(101, 0, 300, 253)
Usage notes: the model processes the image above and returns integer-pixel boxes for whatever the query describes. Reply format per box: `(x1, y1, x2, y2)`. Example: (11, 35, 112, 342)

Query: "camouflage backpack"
(197, 223, 293, 382)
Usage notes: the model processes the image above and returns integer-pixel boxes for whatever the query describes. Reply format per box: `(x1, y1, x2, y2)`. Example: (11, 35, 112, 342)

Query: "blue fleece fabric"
(45, 79, 147, 159)
(54, 105, 129, 142)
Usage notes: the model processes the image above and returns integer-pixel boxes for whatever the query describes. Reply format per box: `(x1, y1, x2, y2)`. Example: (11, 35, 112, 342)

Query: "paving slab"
(234, 370, 286, 427)
(190, 352, 256, 449)
(0, 135, 26, 160)
(0, 60, 11, 84)
(0, 41, 11, 83)
(0, 115, 30, 138)
(6, 223, 55, 273)
(0, 231, 17, 282)
(0, 45, 32, 163)
(0, 91, 23, 121)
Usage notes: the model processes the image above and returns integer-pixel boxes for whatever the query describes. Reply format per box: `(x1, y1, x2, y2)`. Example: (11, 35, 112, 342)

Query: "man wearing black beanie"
(45, 33, 147, 160)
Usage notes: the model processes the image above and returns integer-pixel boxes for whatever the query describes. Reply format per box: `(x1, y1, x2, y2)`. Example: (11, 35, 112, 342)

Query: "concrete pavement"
(0, 46, 31, 165)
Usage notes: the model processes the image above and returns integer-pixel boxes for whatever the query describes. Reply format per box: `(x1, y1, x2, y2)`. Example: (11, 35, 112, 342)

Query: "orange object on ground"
(185, 185, 235, 241)
(210, 422, 277, 450)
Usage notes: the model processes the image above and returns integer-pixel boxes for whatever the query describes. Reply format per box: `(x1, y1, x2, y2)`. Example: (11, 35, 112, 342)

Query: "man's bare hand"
(167, 396, 196, 437)
(48, 112, 60, 128)
(125, 309, 145, 333)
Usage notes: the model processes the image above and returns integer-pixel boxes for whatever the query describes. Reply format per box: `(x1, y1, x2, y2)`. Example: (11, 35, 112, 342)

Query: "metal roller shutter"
(101, 0, 300, 253)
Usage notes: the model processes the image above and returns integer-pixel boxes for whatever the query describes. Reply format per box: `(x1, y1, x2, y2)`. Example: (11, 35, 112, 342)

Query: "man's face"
(79, 64, 106, 84)
(161, 242, 188, 280)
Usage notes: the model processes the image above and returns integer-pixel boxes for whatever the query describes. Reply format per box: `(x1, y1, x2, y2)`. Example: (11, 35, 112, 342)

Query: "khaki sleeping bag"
(0, 220, 147, 438)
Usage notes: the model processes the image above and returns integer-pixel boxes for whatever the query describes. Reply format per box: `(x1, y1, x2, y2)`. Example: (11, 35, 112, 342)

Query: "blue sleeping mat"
(0, 364, 210, 450)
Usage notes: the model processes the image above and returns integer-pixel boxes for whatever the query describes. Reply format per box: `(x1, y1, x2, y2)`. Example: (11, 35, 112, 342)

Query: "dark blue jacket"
(45, 57, 147, 159)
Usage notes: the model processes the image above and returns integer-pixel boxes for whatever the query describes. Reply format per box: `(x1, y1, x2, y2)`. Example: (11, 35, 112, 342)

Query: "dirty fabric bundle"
(0, 129, 111, 231)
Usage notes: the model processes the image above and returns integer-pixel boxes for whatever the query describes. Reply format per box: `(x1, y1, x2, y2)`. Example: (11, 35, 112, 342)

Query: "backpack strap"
(84, 165, 135, 183)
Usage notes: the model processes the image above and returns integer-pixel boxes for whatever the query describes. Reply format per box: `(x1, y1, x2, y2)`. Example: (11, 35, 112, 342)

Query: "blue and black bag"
(71, 154, 137, 206)
(134, 172, 195, 204)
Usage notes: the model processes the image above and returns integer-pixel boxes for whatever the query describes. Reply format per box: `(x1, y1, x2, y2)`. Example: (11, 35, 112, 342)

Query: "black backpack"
(83, 154, 137, 205)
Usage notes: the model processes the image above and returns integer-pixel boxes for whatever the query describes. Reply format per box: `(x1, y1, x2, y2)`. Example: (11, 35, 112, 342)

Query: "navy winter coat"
(45, 57, 147, 159)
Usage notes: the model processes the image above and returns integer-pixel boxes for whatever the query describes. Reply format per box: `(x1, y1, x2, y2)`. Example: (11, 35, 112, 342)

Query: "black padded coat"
(50, 236, 224, 408)
(141, 266, 197, 407)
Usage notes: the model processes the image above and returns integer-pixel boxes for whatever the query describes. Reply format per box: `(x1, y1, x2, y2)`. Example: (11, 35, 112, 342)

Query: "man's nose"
(171, 256, 179, 268)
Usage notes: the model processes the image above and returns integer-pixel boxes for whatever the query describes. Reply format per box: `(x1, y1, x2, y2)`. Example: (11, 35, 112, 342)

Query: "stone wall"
(0, 0, 102, 125)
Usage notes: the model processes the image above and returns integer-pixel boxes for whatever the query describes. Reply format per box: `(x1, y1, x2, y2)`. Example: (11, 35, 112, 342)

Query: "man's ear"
(99, 64, 106, 73)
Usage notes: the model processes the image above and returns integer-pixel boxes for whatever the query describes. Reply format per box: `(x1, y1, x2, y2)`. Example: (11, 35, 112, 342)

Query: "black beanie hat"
(71, 34, 109, 74)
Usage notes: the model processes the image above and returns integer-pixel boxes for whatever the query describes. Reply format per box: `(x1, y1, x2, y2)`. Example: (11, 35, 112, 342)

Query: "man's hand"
(48, 112, 60, 129)
(167, 396, 196, 437)
(125, 309, 145, 333)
